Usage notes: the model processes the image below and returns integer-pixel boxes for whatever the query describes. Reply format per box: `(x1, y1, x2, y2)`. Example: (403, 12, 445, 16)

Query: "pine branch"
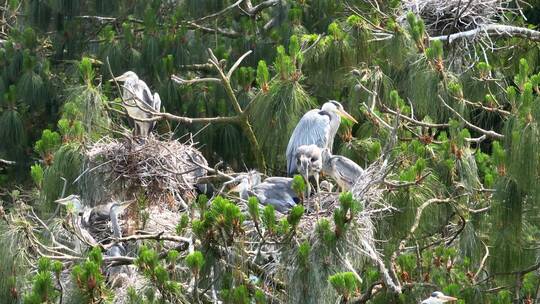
(431, 24, 540, 43)
(438, 95, 504, 140)
(350, 281, 384, 304)
(241, 0, 280, 16)
(206, 48, 267, 170)
(0, 158, 15, 165)
(380, 104, 450, 128)
(190, 0, 244, 23)
(184, 20, 240, 38)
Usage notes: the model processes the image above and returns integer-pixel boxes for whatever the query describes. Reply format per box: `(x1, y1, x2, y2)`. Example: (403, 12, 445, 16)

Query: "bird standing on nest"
(111, 71, 161, 138)
(294, 144, 324, 216)
(321, 148, 364, 191)
(286, 100, 357, 176)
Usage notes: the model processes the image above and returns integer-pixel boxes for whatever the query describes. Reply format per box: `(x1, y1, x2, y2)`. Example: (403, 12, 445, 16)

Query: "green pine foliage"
(2, 1, 540, 303)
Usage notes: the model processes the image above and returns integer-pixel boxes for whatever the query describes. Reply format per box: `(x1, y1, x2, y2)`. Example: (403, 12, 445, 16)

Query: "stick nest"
(400, 0, 521, 36)
(85, 136, 208, 208)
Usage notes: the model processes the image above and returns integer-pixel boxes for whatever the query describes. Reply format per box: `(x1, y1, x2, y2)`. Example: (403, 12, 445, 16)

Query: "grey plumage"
(295, 144, 323, 198)
(112, 71, 161, 137)
(286, 100, 357, 175)
(230, 172, 299, 213)
(321, 148, 364, 191)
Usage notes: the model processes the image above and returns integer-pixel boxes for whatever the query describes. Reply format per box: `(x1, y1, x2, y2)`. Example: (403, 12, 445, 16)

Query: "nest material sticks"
(401, 0, 521, 36)
(86, 135, 208, 208)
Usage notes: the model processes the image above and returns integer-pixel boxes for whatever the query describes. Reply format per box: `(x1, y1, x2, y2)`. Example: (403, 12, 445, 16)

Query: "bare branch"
(227, 50, 253, 79)
(380, 105, 450, 128)
(242, 0, 280, 16)
(190, 0, 243, 23)
(431, 24, 540, 43)
(438, 95, 504, 140)
(0, 158, 15, 165)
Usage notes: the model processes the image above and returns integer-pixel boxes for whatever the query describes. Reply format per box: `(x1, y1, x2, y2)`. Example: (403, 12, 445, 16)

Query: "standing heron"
(104, 201, 132, 285)
(294, 144, 329, 216)
(286, 100, 357, 175)
(295, 145, 323, 200)
(111, 71, 161, 137)
(421, 292, 457, 303)
(229, 171, 300, 213)
(321, 148, 364, 191)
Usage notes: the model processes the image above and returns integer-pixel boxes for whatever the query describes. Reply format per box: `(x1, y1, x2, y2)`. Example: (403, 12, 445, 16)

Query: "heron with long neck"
(111, 71, 161, 137)
(321, 148, 364, 191)
(286, 100, 357, 176)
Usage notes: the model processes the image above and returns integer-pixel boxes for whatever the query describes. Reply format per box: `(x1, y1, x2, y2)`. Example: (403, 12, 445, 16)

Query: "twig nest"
(400, 0, 518, 35)
(83, 135, 208, 208)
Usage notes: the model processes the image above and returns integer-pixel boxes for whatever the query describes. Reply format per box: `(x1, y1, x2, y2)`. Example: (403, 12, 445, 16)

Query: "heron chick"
(111, 71, 161, 138)
(321, 148, 364, 192)
(229, 171, 299, 213)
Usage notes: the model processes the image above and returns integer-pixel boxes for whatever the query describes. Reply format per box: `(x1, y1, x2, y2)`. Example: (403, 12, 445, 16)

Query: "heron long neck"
(110, 205, 122, 238)
(326, 112, 340, 152)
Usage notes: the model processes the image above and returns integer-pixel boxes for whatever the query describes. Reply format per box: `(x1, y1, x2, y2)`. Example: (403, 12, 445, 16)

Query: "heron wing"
(140, 87, 154, 112)
(153, 92, 161, 112)
(330, 156, 364, 189)
(286, 110, 331, 175)
(254, 181, 298, 213)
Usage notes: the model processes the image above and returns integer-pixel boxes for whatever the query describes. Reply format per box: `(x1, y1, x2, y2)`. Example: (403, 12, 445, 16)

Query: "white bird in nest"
(111, 71, 161, 138)
(421, 291, 458, 303)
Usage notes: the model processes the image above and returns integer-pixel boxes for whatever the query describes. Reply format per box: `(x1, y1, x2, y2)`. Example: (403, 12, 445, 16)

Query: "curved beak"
(438, 295, 458, 302)
(338, 109, 358, 124)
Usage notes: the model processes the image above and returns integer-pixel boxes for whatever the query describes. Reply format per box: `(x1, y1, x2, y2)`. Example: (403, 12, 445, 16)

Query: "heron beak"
(110, 74, 127, 82)
(229, 183, 242, 193)
(338, 109, 358, 124)
(54, 197, 70, 205)
(439, 295, 458, 302)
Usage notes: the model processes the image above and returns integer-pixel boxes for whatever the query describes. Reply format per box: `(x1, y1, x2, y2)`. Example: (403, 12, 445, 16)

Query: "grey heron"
(294, 144, 326, 216)
(229, 172, 300, 213)
(321, 148, 364, 191)
(111, 71, 161, 137)
(421, 292, 457, 303)
(286, 100, 357, 175)
(295, 144, 323, 198)
(104, 201, 132, 283)
(55, 195, 97, 246)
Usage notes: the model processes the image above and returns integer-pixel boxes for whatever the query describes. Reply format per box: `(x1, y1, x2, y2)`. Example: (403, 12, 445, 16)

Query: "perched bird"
(229, 172, 300, 213)
(321, 148, 364, 191)
(294, 144, 323, 198)
(55, 195, 97, 246)
(111, 71, 161, 137)
(286, 100, 357, 175)
(421, 291, 457, 303)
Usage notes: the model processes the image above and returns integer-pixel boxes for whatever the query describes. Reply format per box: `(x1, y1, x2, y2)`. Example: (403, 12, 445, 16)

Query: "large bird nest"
(400, 0, 523, 36)
(83, 135, 208, 209)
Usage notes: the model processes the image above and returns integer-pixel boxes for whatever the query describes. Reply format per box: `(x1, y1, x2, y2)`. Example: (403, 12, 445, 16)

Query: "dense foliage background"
(1, 0, 540, 303)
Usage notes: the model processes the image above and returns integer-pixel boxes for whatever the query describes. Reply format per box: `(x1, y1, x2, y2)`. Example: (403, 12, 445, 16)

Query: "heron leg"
(306, 180, 311, 214)
(315, 173, 320, 221)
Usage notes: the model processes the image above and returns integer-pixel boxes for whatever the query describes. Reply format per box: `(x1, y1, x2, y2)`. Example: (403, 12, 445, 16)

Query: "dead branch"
(0, 158, 15, 165)
(438, 95, 504, 140)
(431, 24, 540, 43)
